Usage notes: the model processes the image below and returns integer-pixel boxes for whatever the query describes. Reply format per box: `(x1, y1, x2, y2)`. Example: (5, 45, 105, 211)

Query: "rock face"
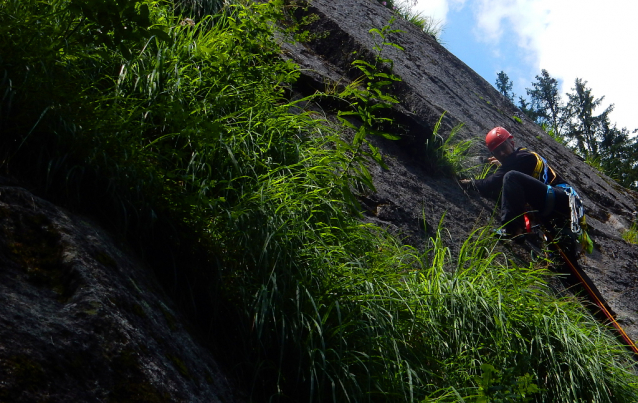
(283, 0, 638, 340)
(0, 185, 242, 403)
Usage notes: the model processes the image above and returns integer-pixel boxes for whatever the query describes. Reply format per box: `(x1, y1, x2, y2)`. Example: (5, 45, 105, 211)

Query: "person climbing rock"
(459, 126, 575, 240)
(460, 127, 624, 328)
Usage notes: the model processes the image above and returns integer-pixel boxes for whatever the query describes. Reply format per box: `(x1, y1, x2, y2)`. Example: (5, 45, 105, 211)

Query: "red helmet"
(485, 127, 513, 152)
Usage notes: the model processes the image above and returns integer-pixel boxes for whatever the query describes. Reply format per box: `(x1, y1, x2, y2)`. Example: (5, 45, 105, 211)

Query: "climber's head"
(486, 127, 514, 161)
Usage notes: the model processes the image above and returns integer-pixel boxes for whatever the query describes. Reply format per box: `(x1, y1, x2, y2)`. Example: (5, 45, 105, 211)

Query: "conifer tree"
(599, 125, 638, 190)
(526, 70, 567, 138)
(495, 71, 515, 102)
(564, 78, 612, 159)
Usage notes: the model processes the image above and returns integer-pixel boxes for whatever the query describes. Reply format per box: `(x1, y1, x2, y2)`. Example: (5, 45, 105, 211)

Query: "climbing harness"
(529, 150, 558, 185)
(526, 149, 592, 251)
(540, 185, 555, 217)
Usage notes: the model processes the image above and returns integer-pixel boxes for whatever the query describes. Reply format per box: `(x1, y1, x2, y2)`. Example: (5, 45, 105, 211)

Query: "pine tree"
(599, 125, 638, 190)
(564, 78, 612, 159)
(517, 96, 536, 121)
(526, 70, 567, 137)
(495, 71, 515, 102)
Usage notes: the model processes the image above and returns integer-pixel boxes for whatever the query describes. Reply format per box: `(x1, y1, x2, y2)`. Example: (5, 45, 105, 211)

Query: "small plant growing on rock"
(373, 0, 444, 41)
(622, 222, 638, 244)
(424, 112, 472, 176)
(335, 18, 402, 194)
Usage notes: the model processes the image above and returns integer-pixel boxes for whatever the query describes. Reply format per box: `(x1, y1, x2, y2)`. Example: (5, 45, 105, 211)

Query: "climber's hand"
(488, 157, 501, 166)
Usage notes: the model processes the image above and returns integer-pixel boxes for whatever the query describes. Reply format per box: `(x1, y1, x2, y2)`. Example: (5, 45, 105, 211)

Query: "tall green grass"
(424, 112, 473, 176)
(1, 0, 637, 401)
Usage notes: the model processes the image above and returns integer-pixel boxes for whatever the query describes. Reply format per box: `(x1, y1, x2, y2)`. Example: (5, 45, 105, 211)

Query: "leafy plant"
(336, 19, 402, 197)
(541, 122, 567, 145)
(584, 154, 605, 173)
(472, 363, 539, 402)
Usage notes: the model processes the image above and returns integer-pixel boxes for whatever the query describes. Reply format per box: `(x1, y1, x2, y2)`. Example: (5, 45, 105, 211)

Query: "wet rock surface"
(284, 0, 638, 340)
(0, 185, 242, 403)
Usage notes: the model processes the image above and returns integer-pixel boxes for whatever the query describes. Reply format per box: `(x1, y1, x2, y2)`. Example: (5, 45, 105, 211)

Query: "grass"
(424, 112, 473, 176)
(1, 0, 637, 402)
(622, 222, 638, 244)
(373, 0, 444, 41)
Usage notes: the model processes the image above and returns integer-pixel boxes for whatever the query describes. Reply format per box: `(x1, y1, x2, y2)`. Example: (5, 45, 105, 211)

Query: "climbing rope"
(544, 231, 638, 359)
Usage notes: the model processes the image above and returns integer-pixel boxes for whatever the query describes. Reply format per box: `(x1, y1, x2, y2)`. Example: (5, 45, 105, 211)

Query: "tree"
(526, 70, 568, 137)
(495, 71, 515, 102)
(519, 71, 638, 191)
(517, 96, 536, 121)
(564, 78, 613, 159)
(598, 125, 638, 190)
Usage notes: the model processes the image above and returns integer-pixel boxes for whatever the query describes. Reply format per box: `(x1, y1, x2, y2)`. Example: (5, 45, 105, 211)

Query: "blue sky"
(410, 0, 638, 132)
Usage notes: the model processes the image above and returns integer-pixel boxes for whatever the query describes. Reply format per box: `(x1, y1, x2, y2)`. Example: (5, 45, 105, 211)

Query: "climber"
(459, 127, 580, 240)
(460, 128, 627, 343)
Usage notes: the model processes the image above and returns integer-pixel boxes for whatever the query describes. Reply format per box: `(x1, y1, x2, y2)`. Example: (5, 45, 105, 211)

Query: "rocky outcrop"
(283, 0, 638, 340)
(0, 184, 242, 403)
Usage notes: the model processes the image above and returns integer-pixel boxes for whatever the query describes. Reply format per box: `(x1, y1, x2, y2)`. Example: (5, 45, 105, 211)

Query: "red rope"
(546, 233, 638, 358)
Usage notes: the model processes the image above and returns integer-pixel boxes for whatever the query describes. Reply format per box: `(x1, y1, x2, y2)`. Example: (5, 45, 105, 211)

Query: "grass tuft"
(622, 222, 638, 245)
(373, 0, 444, 41)
(424, 112, 473, 176)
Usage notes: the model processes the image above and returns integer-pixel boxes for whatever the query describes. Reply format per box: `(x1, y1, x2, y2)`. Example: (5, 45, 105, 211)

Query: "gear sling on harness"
(528, 150, 586, 237)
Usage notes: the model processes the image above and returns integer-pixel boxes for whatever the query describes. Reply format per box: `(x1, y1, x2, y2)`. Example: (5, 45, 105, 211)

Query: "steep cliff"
(282, 0, 638, 340)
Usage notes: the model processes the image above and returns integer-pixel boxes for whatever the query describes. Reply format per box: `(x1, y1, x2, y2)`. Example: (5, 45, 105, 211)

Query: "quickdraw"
(527, 149, 589, 247)
(555, 183, 584, 235)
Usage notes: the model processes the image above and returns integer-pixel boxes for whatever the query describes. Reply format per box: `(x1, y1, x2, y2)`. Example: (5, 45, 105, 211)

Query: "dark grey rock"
(0, 185, 242, 403)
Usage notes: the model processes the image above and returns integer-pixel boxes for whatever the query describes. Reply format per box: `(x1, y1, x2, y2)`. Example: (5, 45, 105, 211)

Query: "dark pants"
(501, 171, 570, 232)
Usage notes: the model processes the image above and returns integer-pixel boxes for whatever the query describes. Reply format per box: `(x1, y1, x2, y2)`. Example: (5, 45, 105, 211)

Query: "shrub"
(424, 112, 473, 176)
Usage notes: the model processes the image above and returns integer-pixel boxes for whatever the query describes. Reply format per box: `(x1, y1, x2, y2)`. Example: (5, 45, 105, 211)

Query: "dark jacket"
(473, 147, 566, 199)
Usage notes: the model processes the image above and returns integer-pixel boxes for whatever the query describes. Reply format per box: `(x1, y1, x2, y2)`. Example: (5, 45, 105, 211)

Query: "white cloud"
(536, 1, 638, 130)
(470, 0, 638, 130)
(408, 0, 638, 130)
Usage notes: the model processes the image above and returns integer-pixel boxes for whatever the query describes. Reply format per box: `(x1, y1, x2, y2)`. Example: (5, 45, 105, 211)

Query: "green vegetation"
(622, 222, 638, 245)
(374, 0, 444, 40)
(475, 162, 497, 180)
(496, 71, 515, 102)
(497, 70, 638, 190)
(2, 0, 637, 401)
(425, 112, 473, 176)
